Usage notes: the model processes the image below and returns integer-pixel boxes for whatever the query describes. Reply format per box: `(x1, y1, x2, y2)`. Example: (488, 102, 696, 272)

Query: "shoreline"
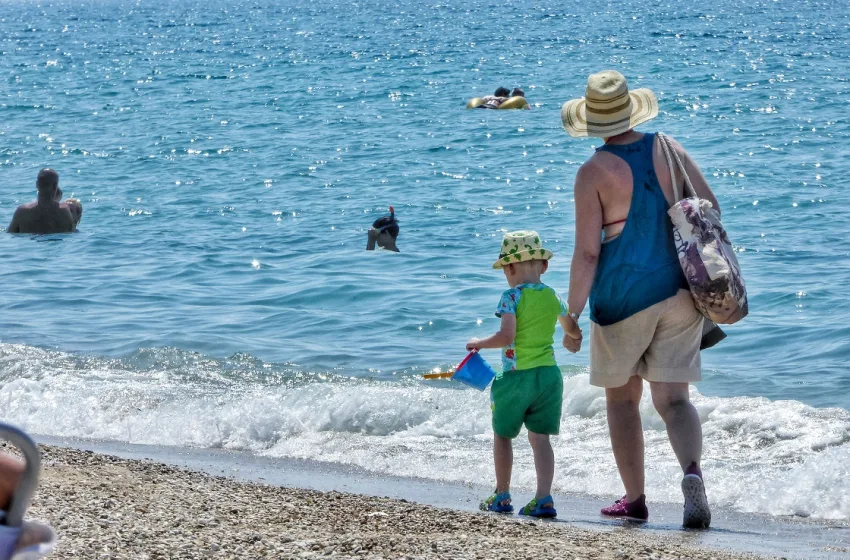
(21, 443, 791, 559)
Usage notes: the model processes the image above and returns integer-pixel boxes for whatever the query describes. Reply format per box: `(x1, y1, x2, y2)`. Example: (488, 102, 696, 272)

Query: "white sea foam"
(1, 343, 848, 520)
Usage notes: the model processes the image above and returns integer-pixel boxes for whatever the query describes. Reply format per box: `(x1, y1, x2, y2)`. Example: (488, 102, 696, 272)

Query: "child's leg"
(494, 434, 513, 493)
(528, 431, 554, 500)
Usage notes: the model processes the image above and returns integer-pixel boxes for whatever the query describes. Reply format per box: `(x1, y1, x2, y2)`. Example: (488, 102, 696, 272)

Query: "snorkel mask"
(374, 206, 399, 235)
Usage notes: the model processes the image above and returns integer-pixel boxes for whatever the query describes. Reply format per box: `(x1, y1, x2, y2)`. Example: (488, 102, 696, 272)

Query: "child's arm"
(466, 314, 516, 351)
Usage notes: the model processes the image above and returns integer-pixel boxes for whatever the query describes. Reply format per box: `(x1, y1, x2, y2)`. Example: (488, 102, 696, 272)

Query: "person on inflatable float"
(467, 87, 529, 110)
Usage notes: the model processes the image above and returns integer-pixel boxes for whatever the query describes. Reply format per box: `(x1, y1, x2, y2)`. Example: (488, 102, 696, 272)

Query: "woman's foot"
(601, 494, 648, 521)
(682, 474, 711, 528)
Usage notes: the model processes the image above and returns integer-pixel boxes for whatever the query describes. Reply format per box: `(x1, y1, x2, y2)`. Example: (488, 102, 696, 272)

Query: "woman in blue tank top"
(560, 71, 721, 529)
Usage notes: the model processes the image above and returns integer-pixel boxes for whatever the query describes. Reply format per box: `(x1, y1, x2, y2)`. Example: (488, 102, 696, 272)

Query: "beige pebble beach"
(23, 445, 770, 560)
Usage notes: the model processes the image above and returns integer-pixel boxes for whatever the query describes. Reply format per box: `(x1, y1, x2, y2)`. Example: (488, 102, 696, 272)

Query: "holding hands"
(562, 314, 582, 353)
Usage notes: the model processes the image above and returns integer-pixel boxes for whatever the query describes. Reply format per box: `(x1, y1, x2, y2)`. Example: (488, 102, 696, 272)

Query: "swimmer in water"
(7, 169, 76, 234)
(366, 207, 400, 252)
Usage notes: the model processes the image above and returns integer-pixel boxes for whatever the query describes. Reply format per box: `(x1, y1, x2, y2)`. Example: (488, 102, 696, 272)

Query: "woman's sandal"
(518, 495, 557, 518)
(480, 491, 513, 513)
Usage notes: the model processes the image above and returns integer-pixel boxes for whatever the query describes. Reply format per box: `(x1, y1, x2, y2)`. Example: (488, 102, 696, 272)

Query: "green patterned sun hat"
(492, 230, 554, 269)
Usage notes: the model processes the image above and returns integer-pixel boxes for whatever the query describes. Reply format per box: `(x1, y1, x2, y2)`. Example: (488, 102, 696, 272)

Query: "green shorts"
(490, 365, 564, 439)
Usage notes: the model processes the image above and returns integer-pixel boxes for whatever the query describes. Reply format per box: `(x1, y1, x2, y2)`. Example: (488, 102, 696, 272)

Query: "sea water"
(0, 0, 848, 520)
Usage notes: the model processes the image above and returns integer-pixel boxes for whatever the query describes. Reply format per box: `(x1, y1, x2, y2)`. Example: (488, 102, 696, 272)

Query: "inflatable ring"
(497, 96, 529, 110)
(465, 96, 529, 110)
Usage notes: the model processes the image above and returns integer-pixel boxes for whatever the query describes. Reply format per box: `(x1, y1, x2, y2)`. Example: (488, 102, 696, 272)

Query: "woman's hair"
(372, 209, 399, 238)
(494, 87, 510, 97)
(511, 88, 524, 97)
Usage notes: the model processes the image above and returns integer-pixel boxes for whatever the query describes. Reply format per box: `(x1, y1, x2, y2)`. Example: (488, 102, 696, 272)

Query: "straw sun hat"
(493, 230, 554, 269)
(561, 70, 658, 138)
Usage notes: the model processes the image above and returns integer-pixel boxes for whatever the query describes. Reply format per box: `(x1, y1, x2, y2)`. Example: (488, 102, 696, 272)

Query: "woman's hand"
(562, 316, 583, 353)
(466, 338, 482, 352)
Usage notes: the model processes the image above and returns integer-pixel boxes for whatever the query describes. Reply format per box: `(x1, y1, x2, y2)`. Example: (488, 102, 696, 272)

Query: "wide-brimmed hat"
(492, 230, 554, 269)
(561, 70, 658, 138)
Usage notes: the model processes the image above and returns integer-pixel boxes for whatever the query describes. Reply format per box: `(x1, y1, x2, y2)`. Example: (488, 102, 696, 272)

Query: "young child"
(466, 230, 581, 518)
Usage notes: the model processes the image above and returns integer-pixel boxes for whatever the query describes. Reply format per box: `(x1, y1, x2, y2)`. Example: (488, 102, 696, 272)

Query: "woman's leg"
(650, 380, 710, 528)
(649, 381, 702, 472)
(527, 431, 554, 500)
(605, 375, 645, 501)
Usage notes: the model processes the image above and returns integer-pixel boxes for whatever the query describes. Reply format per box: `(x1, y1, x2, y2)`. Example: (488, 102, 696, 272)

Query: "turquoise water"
(1, 0, 849, 520)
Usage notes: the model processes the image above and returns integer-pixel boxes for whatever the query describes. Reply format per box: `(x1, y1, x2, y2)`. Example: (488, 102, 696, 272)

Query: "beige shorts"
(590, 290, 703, 388)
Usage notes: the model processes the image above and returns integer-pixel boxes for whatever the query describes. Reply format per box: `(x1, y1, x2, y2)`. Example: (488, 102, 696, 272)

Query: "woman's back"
(588, 132, 686, 326)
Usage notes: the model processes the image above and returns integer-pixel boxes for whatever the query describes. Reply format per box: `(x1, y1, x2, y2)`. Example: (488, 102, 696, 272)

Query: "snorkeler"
(366, 207, 400, 252)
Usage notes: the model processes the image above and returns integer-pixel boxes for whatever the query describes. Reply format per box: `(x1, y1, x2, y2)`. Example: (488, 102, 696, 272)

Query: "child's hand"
(562, 317, 583, 353)
(466, 338, 482, 352)
(563, 333, 581, 353)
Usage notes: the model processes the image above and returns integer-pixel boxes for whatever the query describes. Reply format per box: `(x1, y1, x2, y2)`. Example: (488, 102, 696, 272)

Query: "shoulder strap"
(657, 132, 697, 201)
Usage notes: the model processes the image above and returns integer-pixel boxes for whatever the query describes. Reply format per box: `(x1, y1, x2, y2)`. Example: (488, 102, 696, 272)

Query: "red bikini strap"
(602, 218, 627, 228)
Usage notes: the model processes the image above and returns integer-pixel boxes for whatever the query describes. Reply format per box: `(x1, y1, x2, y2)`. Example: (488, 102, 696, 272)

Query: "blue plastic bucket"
(453, 351, 496, 391)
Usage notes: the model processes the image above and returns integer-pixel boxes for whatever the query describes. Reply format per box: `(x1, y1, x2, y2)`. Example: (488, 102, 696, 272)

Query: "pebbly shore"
(21, 445, 769, 560)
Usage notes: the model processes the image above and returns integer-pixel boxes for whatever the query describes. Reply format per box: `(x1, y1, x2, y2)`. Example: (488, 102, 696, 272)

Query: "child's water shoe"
(518, 495, 557, 518)
(480, 491, 513, 513)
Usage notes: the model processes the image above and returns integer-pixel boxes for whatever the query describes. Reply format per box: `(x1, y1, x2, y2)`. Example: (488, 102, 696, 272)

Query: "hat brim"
(561, 88, 658, 138)
(492, 249, 554, 269)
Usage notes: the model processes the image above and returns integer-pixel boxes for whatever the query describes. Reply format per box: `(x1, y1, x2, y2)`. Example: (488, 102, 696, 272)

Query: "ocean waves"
(2, 343, 848, 520)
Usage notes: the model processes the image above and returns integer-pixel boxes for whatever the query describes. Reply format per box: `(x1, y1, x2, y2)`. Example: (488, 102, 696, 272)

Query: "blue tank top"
(589, 132, 688, 326)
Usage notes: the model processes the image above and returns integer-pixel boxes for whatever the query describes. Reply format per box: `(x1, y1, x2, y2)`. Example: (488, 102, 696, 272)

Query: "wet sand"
(25, 445, 771, 559)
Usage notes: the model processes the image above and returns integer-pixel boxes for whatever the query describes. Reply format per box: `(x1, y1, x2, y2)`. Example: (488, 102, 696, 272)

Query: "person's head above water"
(66, 198, 83, 225)
(367, 206, 400, 252)
(36, 168, 59, 199)
(50, 185, 82, 225)
(511, 88, 525, 98)
(494, 87, 510, 97)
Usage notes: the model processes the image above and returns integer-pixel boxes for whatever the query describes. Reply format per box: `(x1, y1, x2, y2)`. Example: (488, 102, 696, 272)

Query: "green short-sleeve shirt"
(495, 283, 568, 372)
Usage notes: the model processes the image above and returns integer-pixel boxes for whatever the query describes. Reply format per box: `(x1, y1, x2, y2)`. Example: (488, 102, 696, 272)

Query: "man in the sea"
(7, 169, 77, 234)
(366, 207, 400, 252)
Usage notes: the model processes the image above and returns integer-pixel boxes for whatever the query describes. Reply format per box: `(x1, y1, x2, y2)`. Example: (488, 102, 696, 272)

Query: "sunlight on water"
(0, 0, 848, 520)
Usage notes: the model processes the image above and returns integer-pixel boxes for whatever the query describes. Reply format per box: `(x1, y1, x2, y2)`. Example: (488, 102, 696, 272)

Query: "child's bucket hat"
(561, 70, 658, 138)
(493, 230, 554, 269)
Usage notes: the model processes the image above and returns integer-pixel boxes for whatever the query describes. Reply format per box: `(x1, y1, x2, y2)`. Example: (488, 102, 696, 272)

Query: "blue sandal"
(518, 495, 557, 518)
(480, 491, 513, 513)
